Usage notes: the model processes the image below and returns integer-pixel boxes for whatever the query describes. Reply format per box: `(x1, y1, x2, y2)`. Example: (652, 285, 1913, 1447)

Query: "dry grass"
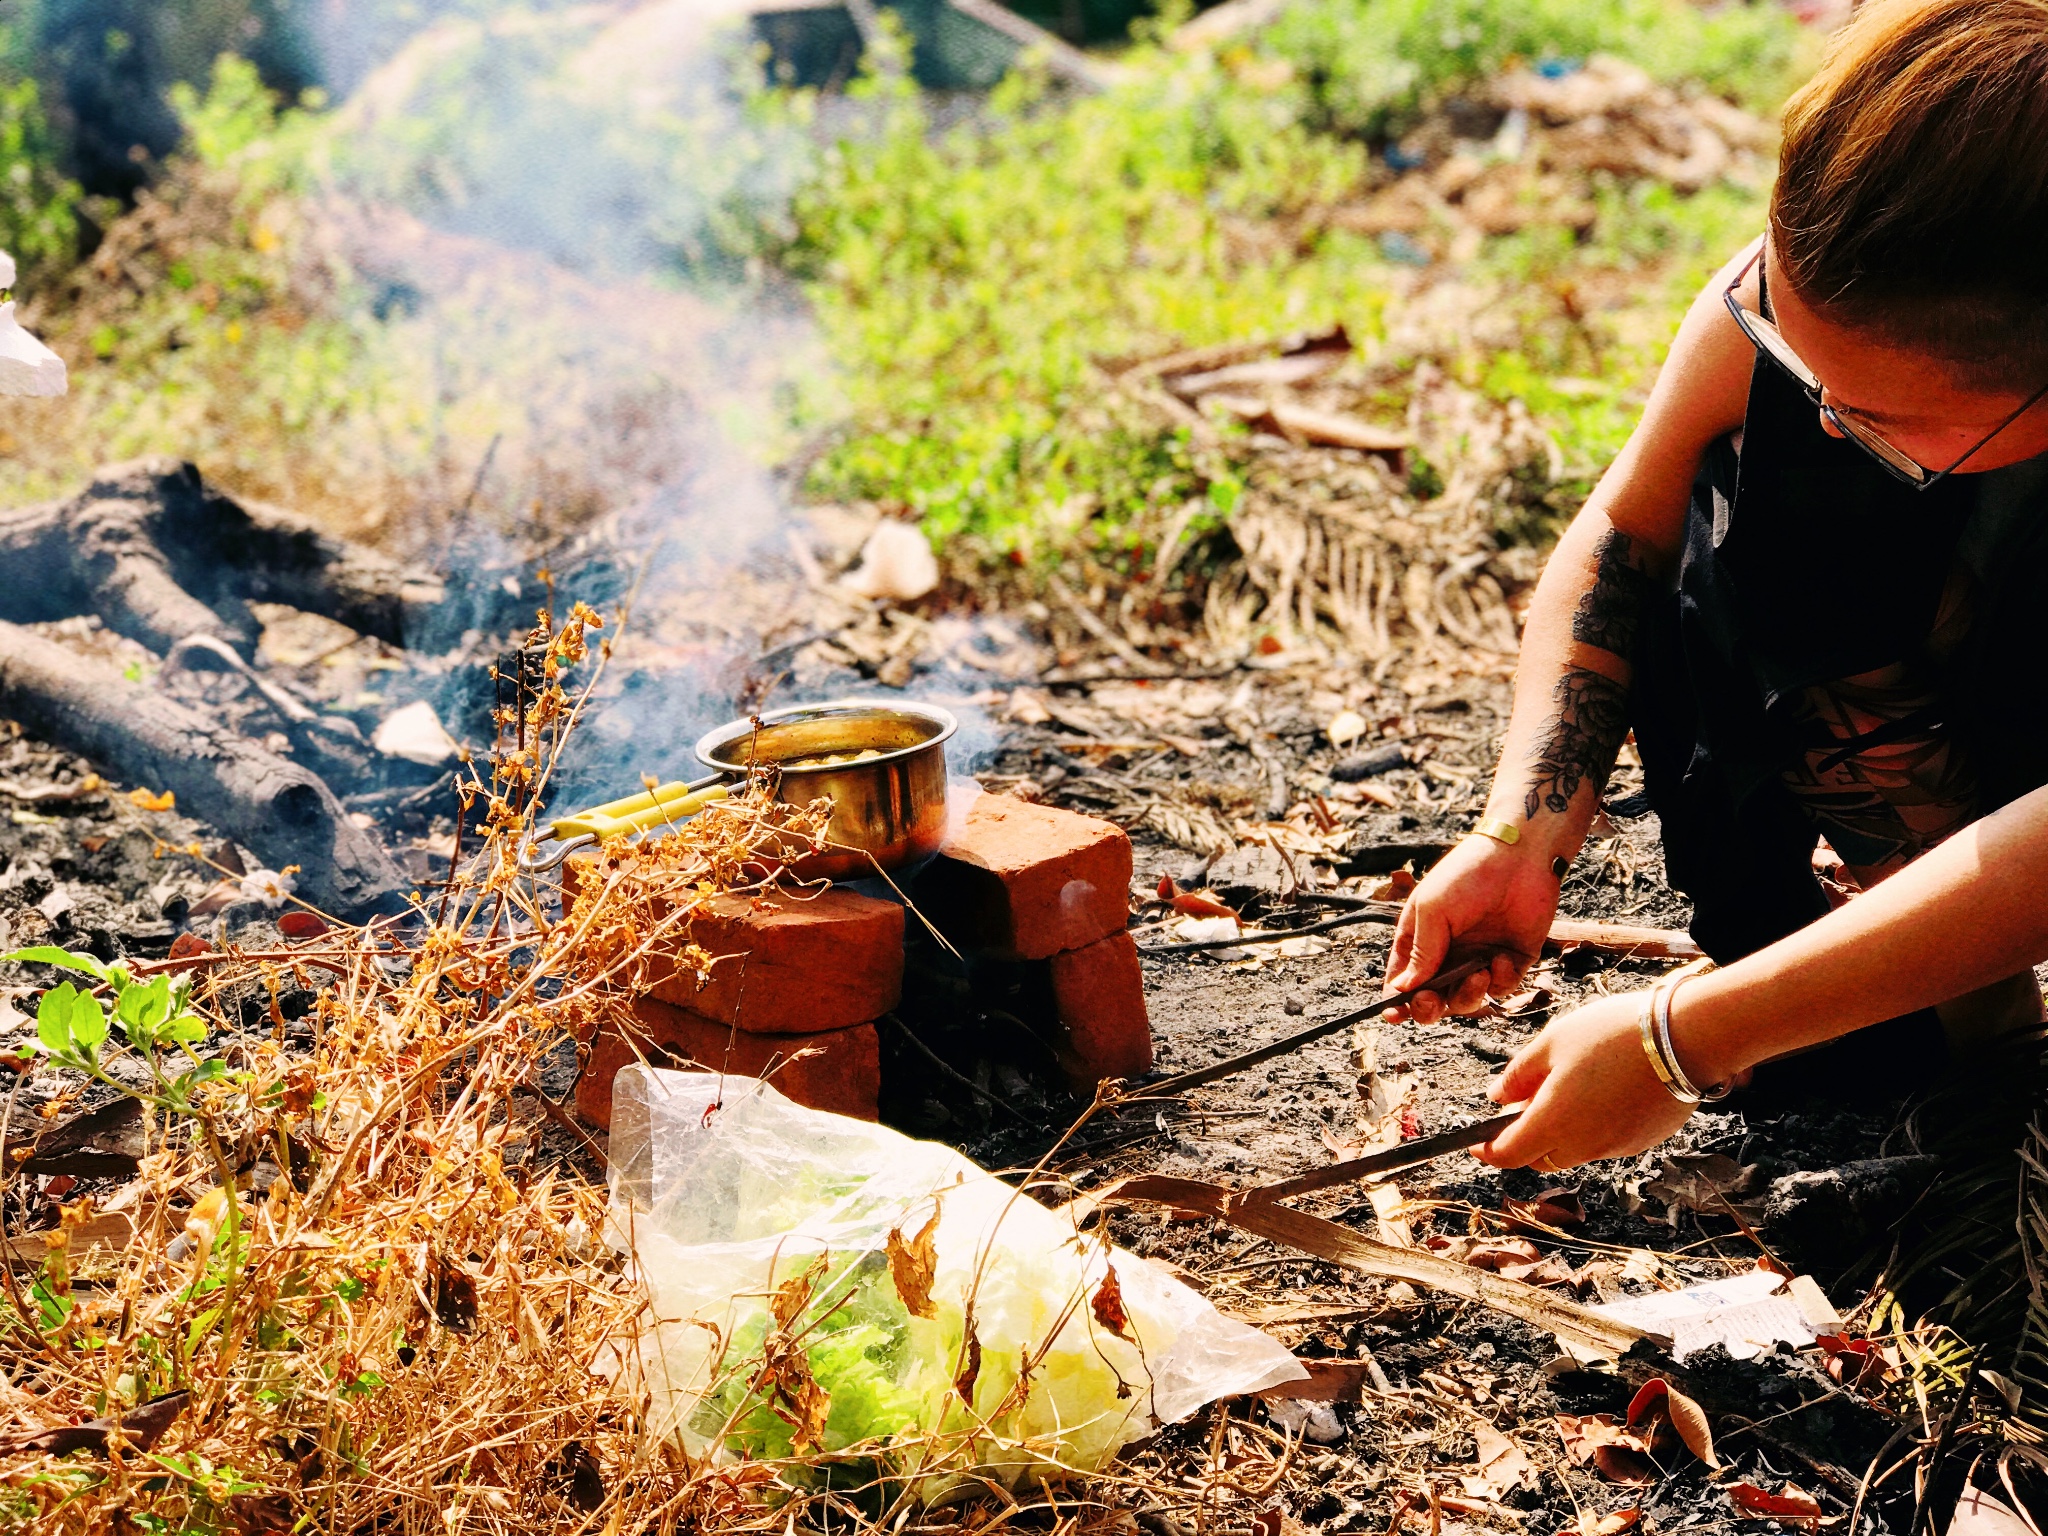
(0, 606, 1090, 1532)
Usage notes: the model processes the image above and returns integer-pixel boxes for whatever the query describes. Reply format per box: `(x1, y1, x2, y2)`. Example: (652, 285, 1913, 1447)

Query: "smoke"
(289, 1, 1001, 808)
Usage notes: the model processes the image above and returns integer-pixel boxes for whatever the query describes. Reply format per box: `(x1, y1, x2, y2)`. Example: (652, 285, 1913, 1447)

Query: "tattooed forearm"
(1524, 667, 1631, 820)
(1571, 530, 1653, 657)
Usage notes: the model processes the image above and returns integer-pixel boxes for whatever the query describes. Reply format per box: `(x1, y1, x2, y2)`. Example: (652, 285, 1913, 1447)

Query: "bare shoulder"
(1648, 235, 1765, 448)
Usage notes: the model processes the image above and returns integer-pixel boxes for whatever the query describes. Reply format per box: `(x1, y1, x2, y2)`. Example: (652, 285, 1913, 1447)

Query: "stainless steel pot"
(519, 698, 957, 881)
(693, 699, 956, 881)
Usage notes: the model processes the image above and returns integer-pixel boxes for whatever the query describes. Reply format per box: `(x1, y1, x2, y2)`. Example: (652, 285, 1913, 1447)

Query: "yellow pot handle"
(550, 778, 730, 842)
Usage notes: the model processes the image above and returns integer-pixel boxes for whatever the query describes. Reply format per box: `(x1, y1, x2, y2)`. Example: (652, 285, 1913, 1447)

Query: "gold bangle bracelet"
(1638, 985, 1698, 1103)
(1475, 818, 1521, 847)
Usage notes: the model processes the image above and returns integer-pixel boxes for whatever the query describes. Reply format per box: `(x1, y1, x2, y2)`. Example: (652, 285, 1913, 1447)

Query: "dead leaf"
(1503, 1187, 1586, 1232)
(1816, 1334, 1897, 1396)
(1555, 1414, 1658, 1485)
(1728, 1482, 1822, 1524)
(1005, 689, 1052, 725)
(1157, 873, 1177, 900)
(278, 910, 328, 940)
(167, 932, 212, 961)
(1497, 1254, 1583, 1288)
(954, 1323, 982, 1403)
(1642, 1153, 1764, 1223)
(1425, 1234, 1541, 1271)
(886, 1210, 940, 1320)
(1171, 891, 1238, 919)
(187, 879, 245, 919)
(0, 1389, 189, 1457)
(128, 787, 175, 812)
(1627, 1377, 1718, 1468)
(1092, 1263, 1132, 1338)
(1369, 870, 1417, 902)
(788, 1377, 831, 1454)
(23, 1097, 144, 1180)
(1591, 1443, 1659, 1486)
(1471, 1422, 1537, 1495)
(1580, 1511, 1640, 1536)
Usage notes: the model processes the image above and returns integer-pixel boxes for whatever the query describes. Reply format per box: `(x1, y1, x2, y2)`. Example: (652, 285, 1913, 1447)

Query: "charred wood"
(0, 620, 405, 915)
(0, 458, 445, 655)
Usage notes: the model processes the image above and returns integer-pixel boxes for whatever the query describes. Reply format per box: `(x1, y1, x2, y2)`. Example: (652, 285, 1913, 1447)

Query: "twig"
(1047, 572, 1156, 673)
(1138, 906, 1398, 955)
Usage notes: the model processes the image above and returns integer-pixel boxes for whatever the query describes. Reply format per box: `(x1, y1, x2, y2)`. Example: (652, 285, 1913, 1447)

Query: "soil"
(0, 650, 2022, 1533)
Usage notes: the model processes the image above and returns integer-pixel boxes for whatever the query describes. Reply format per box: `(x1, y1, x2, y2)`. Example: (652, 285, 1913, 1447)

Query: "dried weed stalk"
(0, 605, 1218, 1536)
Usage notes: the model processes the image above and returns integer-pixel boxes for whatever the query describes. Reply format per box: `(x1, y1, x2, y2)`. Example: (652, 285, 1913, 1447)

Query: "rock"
(839, 520, 939, 603)
(1763, 1155, 1942, 1275)
(372, 700, 460, 766)
(1207, 842, 1290, 906)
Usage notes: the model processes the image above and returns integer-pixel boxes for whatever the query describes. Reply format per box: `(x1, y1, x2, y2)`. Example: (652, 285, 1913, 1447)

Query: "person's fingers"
(1404, 988, 1443, 1025)
(1388, 904, 1419, 981)
(1448, 970, 1494, 1015)
(1477, 1086, 1553, 1167)
(1489, 950, 1524, 999)
(1490, 1042, 1549, 1106)
(1388, 902, 1448, 993)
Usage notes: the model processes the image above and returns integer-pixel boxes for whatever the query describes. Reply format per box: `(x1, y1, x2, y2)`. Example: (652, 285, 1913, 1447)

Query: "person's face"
(1758, 259, 2048, 475)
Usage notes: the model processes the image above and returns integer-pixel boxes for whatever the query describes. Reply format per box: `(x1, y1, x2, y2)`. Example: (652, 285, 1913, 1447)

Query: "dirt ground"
(0, 644, 2018, 1533)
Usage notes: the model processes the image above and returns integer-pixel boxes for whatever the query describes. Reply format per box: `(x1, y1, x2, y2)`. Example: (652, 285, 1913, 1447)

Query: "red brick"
(576, 996, 879, 1127)
(1048, 930, 1153, 1089)
(915, 789, 1133, 960)
(564, 857, 903, 1034)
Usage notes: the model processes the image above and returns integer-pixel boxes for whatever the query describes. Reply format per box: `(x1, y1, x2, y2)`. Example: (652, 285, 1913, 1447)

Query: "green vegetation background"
(0, 0, 1814, 562)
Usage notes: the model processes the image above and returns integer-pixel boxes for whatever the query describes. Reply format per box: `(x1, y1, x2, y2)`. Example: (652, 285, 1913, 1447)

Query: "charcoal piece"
(1331, 744, 1409, 780)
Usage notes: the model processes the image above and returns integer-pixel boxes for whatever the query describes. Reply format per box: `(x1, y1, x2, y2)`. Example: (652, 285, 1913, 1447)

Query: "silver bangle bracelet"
(1653, 976, 1730, 1103)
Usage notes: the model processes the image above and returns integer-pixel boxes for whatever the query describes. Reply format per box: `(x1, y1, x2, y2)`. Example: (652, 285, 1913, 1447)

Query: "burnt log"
(0, 457, 444, 655)
(0, 619, 405, 916)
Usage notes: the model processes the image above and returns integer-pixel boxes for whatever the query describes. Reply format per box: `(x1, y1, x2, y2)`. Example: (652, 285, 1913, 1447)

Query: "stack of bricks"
(911, 788, 1152, 1090)
(569, 881, 904, 1127)
(571, 790, 1149, 1127)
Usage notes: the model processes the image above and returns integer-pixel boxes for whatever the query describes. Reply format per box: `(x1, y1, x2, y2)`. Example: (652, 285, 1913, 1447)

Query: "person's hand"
(1384, 834, 1559, 1022)
(1476, 991, 1695, 1172)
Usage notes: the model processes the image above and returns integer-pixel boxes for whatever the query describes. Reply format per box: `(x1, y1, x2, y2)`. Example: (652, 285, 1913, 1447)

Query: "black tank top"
(1677, 356, 2048, 873)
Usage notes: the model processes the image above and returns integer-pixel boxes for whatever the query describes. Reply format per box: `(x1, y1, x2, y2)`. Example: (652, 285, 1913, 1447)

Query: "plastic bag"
(604, 1067, 1305, 1494)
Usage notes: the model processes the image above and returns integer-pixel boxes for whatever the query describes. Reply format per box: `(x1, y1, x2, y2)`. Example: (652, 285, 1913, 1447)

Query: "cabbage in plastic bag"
(604, 1068, 1305, 1496)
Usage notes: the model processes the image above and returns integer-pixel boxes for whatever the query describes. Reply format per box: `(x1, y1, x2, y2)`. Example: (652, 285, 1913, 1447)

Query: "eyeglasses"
(1722, 243, 2048, 490)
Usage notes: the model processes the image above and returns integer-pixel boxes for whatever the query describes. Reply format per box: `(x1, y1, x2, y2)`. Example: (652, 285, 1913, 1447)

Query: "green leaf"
(36, 983, 78, 1057)
(161, 1017, 206, 1046)
(68, 993, 107, 1051)
(4, 945, 109, 982)
(116, 975, 172, 1043)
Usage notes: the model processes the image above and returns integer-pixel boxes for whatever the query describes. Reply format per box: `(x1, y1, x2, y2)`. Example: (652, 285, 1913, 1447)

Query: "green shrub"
(791, 51, 1391, 551)
(0, 27, 78, 278)
(1262, 0, 1811, 139)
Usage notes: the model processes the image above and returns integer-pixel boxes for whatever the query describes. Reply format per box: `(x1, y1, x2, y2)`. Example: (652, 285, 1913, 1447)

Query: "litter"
(1584, 1269, 1827, 1362)
(603, 1067, 1306, 1495)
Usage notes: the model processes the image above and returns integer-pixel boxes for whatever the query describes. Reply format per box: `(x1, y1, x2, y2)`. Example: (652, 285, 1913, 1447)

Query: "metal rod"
(1241, 1109, 1524, 1204)
(1133, 956, 1488, 1098)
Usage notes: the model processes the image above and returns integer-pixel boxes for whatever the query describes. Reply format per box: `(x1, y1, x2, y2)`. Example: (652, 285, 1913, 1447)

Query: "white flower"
(238, 868, 297, 909)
